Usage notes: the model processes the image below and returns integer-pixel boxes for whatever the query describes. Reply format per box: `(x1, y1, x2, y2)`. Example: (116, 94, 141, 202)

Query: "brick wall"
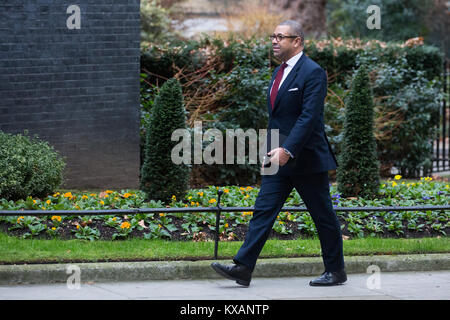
(0, 0, 141, 189)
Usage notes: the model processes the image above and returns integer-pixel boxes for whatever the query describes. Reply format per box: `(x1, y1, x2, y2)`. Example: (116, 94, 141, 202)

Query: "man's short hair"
(278, 20, 304, 46)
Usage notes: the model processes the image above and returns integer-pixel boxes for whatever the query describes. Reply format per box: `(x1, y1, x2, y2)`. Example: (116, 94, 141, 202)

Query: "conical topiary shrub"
(140, 78, 190, 204)
(337, 65, 380, 199)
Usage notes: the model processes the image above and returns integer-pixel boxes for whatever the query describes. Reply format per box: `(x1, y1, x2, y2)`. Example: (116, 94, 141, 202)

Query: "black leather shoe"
(211, 262, 252, 286)
(309, 269, 347, 286)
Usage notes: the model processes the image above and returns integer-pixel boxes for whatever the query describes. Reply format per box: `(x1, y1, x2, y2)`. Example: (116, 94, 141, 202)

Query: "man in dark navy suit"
(211, 20, 346, 287)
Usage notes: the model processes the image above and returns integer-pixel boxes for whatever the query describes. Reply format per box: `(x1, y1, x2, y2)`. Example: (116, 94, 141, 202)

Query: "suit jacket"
(266, 53, 338, 176)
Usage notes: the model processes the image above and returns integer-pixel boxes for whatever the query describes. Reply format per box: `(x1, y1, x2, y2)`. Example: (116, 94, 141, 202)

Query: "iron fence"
(433, 60, 450, 172)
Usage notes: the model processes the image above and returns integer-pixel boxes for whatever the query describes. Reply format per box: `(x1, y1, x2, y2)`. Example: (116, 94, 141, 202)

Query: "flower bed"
(0, 177, 448, 241)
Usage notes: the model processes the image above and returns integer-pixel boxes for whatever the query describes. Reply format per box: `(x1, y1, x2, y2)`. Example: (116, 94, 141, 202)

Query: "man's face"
(271, 25, 302, 62)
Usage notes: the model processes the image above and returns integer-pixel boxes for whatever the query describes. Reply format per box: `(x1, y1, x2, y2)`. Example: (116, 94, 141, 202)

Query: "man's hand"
(266, 147, 290, 167)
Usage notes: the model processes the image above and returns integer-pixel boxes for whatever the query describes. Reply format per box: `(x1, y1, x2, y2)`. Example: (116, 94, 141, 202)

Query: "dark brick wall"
(0, 0, 141, 189)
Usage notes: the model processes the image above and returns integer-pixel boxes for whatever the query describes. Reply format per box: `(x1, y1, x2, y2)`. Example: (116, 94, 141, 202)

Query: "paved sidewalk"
(1, 254, 449, 285)
(1, 271, 449, 300)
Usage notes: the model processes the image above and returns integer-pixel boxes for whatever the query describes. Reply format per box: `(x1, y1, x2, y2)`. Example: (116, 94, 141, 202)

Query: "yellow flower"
(112, 217, 117, 221)
(120, 221, 131, 229)
(63, 192, 73, 198)
(100, 200, 104, 205)
(446, 185, 449, 189)
(41, 206, 46, 210)
(209, 199, 216, 204)
(224, 223, 229, 228)
(51, 227, 56, 230)
(105, 190, 114, 194)
(197, 192, 204, 197)
(172, 195, 176, 201)
(51, 216, 61, 222)
(90, 193, 96, 197)
(244, 194, 249, 199)
(223, 189, 229, 193)
(246, 186, 253, 191)
(46, 200, 51, 205)
(81, 195, 88, 200)
(17, 216, 24, 224)
(158, 224, 162, 229)
(188, 196, 193, 200)
(76, 225, 80, 229)
(394, 175, 402, 180)
(53, 192, 60, 197)
(279, 221, 284, 224)
(382, 184, 386, 187)
(159, 213, 165, 217)
(185, 204, 188, 207)
(123, 193, 131, 198)
(392, 181, 397, 187)
(33, 200, 36, 204)
(191, 201, 196, 206)
(196, 202, 199, 206)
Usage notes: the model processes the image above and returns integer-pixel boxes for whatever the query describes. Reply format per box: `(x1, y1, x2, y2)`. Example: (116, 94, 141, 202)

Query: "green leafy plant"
(46, 226, 60, 238)
(0, 131, 65, 201)
(72, 225, 100, 241)
(144, 222, 172, 239)
(112, 221, 134, 240)
(273, 220, 292, 235)
(407, 219, 425, 233)
(386, 220, 405, 236)
(295, 213, 318, 236)
(365, 217, 384, 236)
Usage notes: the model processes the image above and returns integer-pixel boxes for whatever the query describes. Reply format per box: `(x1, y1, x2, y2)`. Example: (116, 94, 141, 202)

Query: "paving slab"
(1, 253, 449, 285)
(0, 271, 449, 300)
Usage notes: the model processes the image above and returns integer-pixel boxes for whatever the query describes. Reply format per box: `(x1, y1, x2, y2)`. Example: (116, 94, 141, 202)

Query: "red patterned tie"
(270, 62, 288, 109)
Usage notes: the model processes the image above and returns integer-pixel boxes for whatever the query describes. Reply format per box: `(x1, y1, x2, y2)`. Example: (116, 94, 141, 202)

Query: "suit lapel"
(271, 54, 307, 114)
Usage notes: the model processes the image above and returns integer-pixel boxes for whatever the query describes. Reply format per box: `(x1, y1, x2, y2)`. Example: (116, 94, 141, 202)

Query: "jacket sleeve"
(281, 67, 327, 157)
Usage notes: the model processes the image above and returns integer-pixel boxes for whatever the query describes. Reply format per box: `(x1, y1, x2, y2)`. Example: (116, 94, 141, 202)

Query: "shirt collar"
(284, 51, 303, 68)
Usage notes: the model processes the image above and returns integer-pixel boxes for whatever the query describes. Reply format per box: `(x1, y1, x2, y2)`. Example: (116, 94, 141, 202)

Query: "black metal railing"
(433, 60, 450, 173)
(1, 189, 449, 260)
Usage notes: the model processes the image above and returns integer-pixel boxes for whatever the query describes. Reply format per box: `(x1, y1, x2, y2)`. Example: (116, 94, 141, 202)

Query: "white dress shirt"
(271, 51, 303, 94)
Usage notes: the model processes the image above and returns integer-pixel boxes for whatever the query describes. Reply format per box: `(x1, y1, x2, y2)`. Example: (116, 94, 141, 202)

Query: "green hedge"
(140, 37, 444, 186)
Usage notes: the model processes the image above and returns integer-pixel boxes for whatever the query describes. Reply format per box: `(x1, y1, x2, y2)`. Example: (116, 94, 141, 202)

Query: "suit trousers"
(233, 171, 345, 273)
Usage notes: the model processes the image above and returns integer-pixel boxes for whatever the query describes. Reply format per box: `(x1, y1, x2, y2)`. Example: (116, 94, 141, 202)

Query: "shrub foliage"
(140, 36, 443, 185)
(140, 78, 190, 203)
(0, 131, 65, 201)
(337, 65, 380, 198)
